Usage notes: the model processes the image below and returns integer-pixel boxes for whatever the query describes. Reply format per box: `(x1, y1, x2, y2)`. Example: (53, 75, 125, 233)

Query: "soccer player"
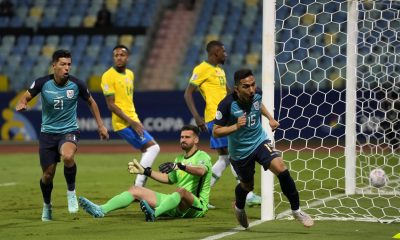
(101, 44, 160, 187)
(78, 125, 212, 221)
(184, 40, 276, 207)
(213, 69, 314, 229)
(15, 49, 109, 221)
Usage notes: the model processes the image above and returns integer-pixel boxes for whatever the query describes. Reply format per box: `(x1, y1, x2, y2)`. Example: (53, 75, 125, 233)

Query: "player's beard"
(180, 142, 193, 151)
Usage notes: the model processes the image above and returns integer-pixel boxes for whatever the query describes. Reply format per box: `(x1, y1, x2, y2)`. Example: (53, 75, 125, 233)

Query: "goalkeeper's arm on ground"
(128, 159, 170, 184)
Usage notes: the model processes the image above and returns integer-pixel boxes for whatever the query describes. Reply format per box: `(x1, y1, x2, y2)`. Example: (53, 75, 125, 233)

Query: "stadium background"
(0, 0, 347, 142)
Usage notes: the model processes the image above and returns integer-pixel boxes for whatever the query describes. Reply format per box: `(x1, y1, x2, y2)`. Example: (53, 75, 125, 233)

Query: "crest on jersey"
(66, 90, 74, 98)
(253, 101, 260, 110)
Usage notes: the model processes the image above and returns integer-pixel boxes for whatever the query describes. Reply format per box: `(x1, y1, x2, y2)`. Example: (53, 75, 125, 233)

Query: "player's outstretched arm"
(159, 162, 207, 177)
(87, 96, 109, 140)
(15, 91, 33, 112)
(128, 159, 170, 184)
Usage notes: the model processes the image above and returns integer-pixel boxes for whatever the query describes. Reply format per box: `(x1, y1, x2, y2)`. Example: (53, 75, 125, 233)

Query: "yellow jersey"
(101, 67, 139, 131)
(189, 61, 227, 122)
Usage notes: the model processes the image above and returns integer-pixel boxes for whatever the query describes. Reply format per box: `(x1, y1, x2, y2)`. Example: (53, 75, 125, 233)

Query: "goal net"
(263, 0, 400, 223)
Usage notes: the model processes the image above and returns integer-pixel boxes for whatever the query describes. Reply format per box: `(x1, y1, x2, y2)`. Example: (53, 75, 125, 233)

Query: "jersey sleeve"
(189, 65, 208, 87)
(194, 151, 212, 173)
(75, 77, 91, 101)
(101, 72, 115, 96)
(214, 96, 231, 126)
(27, 76, 49, 98)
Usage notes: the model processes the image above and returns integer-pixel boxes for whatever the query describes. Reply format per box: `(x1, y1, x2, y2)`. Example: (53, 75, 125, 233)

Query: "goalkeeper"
(78, 125, 212, 221)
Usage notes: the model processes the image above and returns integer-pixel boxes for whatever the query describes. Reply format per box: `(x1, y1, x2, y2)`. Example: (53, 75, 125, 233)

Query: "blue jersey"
(214, 88, 269, 161)
(28, 74, 91, 134)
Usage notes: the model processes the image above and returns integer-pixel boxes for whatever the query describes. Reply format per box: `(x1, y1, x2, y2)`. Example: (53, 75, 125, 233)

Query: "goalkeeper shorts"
(155, 192, 208, 218)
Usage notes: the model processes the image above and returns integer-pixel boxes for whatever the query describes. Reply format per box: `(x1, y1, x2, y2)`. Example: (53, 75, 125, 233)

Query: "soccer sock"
(40, 179, 53, 204)
(235, 184, 249, 209)
(277, 169, 300, 210)
(229, 163, 256, 201)
(64, 164, 77, 191)
(154, 192, 181, 217)
(210, 155, 230, 186)
(100, 191, 134, 214)
(135, 144, 160, 187)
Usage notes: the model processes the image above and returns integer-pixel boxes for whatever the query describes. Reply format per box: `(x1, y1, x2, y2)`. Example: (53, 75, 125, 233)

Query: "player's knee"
(42, 172, 54, 182)
(175, 187, 188, 196)
(128, 186, 142, 198)
(61, 152, 75, 164)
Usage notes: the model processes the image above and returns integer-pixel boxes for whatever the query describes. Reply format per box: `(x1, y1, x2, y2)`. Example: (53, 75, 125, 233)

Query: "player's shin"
(277, 169, 300, 210)
(154, 192, 181, 217)
(40, 179, 53, 204)
(235, 184, 249, 209)
(101, 191, 134, 214)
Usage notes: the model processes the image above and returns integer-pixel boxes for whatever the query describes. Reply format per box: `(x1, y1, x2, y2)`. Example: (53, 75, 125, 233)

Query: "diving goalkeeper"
(79, 125, 212, 221)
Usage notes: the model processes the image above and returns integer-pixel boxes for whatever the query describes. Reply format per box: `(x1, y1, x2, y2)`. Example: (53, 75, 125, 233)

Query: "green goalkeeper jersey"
(168, 150, 212, 206)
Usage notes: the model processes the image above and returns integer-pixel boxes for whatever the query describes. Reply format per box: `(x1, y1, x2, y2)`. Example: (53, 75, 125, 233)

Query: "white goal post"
(262, 0, 400, 223)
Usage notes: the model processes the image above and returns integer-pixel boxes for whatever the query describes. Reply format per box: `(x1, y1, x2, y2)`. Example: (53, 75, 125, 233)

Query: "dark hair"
(52, 49, 71, 63)
(206, 40, 223, 53)
(234, 68, 253, 85)
(113, 44, 130, 53)
(181, 125, 200, 136)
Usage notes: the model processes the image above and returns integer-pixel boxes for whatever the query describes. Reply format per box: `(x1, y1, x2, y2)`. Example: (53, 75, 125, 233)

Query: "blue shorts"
(230, 140, 281, 183)
(39, 131, 79, 168)
(206, 121, 228, 149)
(116, 127, 154, 149)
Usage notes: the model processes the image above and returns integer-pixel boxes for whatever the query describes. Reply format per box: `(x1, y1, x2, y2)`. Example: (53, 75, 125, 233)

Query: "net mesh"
(273, 0, 399, 222)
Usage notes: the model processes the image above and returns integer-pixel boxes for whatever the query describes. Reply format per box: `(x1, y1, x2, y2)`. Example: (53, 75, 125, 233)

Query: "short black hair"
(52, 49, 71, 63)
(206, 40, 223, 53)
(113, 44, 130, 53)
(234, 68, 253, 85)
(181, 125, 200, 136)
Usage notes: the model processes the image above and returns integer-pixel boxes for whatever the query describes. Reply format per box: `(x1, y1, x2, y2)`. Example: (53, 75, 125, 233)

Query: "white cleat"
(41, 203, 52, 221)
(292, 210, 314, 227)
(233, 202, 249, 229)
(67, 190, 79, 213)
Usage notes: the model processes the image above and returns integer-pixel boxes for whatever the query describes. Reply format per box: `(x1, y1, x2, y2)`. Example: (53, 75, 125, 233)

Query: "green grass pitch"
(0, 152, 398, 240)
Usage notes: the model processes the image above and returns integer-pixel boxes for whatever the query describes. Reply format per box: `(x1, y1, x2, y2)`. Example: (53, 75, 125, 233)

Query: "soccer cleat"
(246, 193, 262, 207)
(78, 196, 104, 218)
(41, 203, 52, 221)
(139, 200, 155, 222)
(67, 190, 79, 213)
(208, 203, 216, 209)
(292, 210, 314, 227)
(232, 202, 249, 229)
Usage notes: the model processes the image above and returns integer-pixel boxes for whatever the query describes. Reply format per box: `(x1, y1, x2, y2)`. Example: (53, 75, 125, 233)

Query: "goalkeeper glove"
(159, 162, 186, 173)
(128, 159, 152, 176)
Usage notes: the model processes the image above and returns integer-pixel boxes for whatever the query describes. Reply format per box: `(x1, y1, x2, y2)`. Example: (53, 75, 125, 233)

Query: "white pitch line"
(0, 182, 16, 187)
(200, 219, 265, 240)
